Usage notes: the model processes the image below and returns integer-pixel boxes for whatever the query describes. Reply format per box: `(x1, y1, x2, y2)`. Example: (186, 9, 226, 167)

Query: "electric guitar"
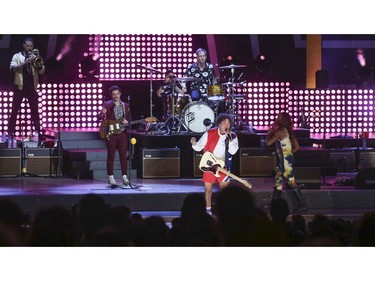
(99, 117, 158, 139)
(199, 151, 253, 189)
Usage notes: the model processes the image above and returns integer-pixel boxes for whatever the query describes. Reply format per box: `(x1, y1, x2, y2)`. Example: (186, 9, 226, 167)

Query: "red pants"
(106, 131, 128, 175)
(202, 169, 228, 184)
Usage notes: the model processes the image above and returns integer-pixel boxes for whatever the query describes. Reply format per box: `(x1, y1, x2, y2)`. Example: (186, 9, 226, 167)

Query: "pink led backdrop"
(236, 82, 291, 127)
(0, 83, 103, 137)
(80, 34, 195, 80)
(291, 88, 375, 134)
(1, 35, 375, 137)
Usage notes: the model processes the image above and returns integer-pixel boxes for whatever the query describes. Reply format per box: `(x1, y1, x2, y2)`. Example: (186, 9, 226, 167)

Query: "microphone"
(203, 118, 213, 127)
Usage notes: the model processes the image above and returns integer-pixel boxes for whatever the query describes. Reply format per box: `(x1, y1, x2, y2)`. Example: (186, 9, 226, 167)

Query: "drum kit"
(137, 63, 247, 135)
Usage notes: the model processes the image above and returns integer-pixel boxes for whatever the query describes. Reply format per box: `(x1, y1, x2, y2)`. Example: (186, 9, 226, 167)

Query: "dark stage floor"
(0, 173, 374, 223)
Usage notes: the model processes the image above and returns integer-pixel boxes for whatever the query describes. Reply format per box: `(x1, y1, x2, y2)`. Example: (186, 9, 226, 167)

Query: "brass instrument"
(30, 48, 44, 68)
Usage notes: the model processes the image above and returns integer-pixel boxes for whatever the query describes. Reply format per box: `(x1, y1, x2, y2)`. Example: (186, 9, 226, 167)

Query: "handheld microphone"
(225, 129, 232, 141)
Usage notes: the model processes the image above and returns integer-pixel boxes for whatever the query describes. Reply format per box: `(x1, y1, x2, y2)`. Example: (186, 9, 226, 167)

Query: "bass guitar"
(199, 151, 253, 189)
(99, 117, 158, 139)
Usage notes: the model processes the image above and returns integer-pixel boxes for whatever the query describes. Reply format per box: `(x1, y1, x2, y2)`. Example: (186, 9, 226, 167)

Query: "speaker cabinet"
(294, 167, 321, 189)
(0, 148, 21, 177)
(25, 148, 61, 176)
(330, 150, 356, 172)
(361, 152, 375, 168)
(354, 168, 375, 189)
(142, 148, 180, 178)
(193, 151, 204, 177)
(239, 148, 276, 177)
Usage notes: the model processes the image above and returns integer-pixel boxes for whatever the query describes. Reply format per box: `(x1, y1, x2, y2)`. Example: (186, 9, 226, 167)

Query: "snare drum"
(207, 84, 224, 101)
(182, 102, 215, 133)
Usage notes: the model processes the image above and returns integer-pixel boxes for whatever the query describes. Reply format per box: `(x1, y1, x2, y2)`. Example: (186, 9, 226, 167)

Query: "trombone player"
(8, 37, 45, 141)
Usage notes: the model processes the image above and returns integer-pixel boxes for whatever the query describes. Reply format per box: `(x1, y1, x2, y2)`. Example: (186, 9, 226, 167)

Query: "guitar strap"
(224, 137, 229, 168)
(122, 102, 127, 119)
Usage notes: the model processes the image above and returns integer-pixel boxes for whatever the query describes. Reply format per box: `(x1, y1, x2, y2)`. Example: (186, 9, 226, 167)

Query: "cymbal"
(137, 64, 162, 73)
(176, 77, 201, 82)
(219, 64, 247, 69)
(222, 82, 242, 86)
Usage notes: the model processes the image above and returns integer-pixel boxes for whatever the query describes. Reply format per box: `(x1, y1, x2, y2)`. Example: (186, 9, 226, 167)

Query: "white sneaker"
(122, 175, 130, 186)
(108, 175, 117, 185)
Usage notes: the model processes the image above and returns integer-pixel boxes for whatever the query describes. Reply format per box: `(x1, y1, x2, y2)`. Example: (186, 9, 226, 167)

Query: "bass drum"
(182, 102, 215, 133)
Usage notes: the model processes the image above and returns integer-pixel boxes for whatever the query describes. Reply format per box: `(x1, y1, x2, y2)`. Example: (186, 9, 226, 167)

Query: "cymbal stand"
(230, 68, 235, 83)
(225, 83, 239, 130)
(55, 112, 63, 176)
(148, 68, 155, 118)
(159, 82, 188, 134)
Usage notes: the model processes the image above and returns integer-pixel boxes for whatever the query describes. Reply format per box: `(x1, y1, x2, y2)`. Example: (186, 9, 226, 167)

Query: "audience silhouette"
(0, 189, 370, 246)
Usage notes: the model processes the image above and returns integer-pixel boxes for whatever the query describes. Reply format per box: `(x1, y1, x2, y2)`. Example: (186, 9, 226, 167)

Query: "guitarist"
(98, 85, 132, 186)
(190, 113, 239, 215)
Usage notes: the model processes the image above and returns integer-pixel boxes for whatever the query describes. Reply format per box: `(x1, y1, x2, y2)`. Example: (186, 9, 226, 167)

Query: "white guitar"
(199, 151, 253, 189)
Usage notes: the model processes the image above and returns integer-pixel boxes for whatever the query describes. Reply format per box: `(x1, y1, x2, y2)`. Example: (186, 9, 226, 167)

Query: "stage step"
(62, 139, 106, 149)
(63, 149, 135, 180)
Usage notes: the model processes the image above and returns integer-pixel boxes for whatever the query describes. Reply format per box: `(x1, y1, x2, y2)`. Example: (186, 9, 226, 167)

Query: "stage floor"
(0, 173, 373, 223)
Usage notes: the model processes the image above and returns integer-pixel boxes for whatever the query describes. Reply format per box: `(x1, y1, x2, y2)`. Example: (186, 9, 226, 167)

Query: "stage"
(0, 172, 374, 224)
(0, 126, 375, 225)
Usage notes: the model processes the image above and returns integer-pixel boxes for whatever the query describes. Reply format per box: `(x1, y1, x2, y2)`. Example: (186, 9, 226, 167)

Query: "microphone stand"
(148, 68, 155, 118)
(126, 95, 140, 189)
(14, 124, 40, 178)
(321, 92, 332, 187)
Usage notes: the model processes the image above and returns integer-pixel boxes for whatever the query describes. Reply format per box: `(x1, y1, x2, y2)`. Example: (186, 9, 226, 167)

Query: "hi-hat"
(137, 64, 162, 73)
(176, 77, 201, 82)
(219, 64, 247, 69)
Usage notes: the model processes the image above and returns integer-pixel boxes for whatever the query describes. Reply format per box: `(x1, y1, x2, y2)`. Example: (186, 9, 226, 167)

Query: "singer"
(266, 112, 307, 213)
(190, 113, 239, 215)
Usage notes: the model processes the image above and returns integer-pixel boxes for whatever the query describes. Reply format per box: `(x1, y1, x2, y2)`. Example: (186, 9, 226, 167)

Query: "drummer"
(156, 70, 187, 120)
(185, 48, 216, 101)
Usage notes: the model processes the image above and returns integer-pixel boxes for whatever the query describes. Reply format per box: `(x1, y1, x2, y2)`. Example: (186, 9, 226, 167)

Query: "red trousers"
(106, 131, 128, 175)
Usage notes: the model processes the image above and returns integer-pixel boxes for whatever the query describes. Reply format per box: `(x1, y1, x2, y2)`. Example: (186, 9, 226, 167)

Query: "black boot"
(291, 187, 308, 213)
(272, 187, 282, 201)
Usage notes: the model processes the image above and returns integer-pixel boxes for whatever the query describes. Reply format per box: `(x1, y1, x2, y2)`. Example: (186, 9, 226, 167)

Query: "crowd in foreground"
(0, 182, 374, 246)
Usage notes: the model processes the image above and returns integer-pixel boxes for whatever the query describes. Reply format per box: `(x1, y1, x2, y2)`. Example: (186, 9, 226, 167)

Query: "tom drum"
(207, 84, 224, 101)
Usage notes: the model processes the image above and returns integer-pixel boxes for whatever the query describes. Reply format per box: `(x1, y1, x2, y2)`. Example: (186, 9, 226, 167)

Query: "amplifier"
(294, 167, 321, 189)
(25, 148, 61, 176)
(239, 148, 276, 176)
(193, 150, 204, 177)
(0, 148, 21, 177)
(330, 150, 356, 172)
(142, 148, 180, 178)
(361, 152, 375, 168)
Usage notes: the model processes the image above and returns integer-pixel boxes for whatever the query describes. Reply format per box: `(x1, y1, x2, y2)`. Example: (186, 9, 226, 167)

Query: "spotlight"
(255, 54, 270, 73)
(222, 54, 235, 65)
